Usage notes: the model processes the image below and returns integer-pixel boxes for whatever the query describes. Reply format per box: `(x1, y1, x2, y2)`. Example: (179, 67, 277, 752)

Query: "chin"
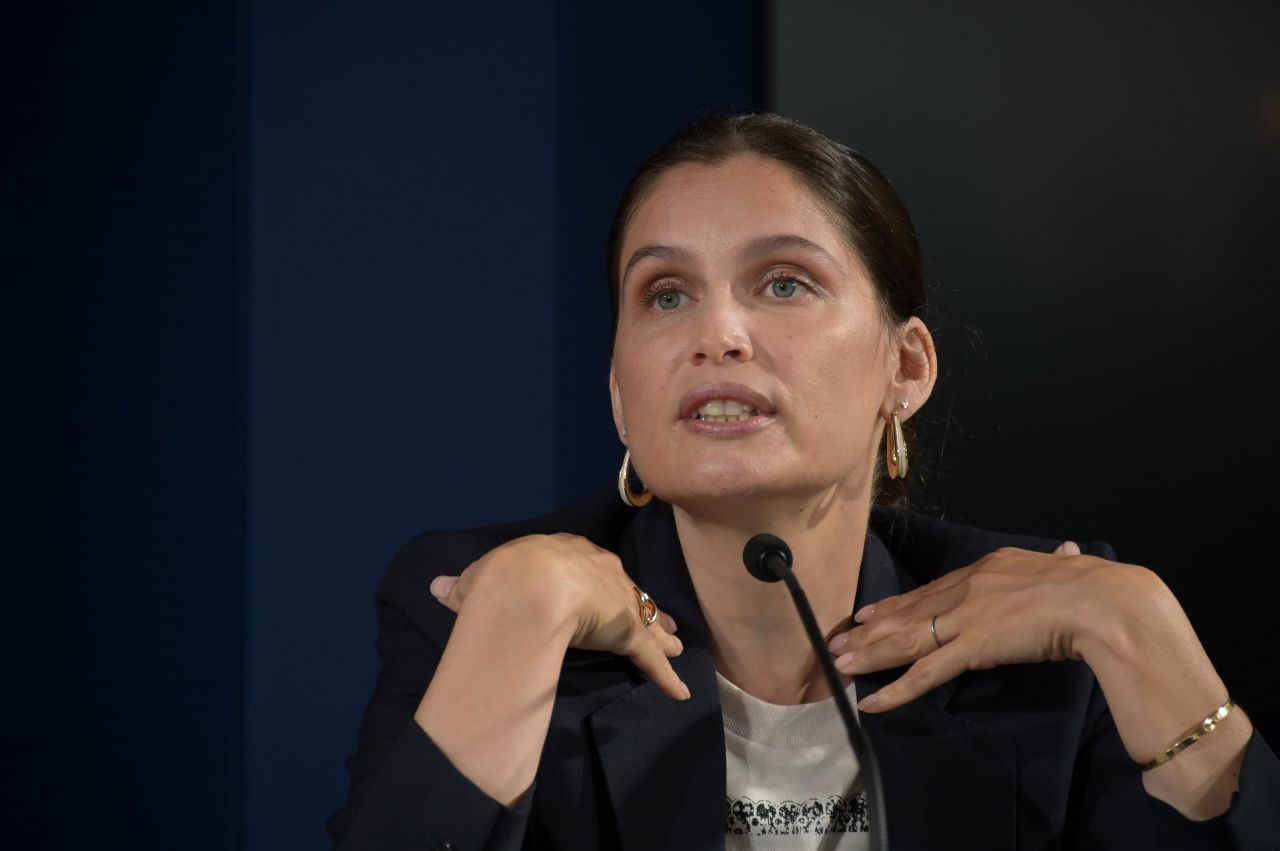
(645, 454, 874, 516)
(654, 454, 763, 491)
(649, 464, 816, 507)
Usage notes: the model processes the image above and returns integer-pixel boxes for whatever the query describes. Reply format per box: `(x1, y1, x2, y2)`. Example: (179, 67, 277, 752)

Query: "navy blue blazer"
(328, 491, 1280, 850)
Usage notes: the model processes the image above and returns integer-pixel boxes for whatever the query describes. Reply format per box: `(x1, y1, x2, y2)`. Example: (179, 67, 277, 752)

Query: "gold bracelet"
(1140, 698, 1235, 771)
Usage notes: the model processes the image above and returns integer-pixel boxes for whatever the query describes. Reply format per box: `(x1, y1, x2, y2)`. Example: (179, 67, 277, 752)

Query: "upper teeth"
(694, 399, 758, 421)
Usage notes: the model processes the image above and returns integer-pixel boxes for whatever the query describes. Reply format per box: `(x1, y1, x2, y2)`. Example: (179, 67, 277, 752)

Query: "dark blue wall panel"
(245, 3, 563, 847)
(552, 1, 762, 504)
(244, 2, 759, 847)
(5, 2, 244, 849)
(8, 2, 758, 847)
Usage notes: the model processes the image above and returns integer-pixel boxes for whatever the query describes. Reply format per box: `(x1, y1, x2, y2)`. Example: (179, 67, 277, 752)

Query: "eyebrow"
(621, 233, 844, 285)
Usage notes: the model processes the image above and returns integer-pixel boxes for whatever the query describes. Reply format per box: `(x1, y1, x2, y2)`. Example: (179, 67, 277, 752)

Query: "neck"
(672, 484, 871, 706)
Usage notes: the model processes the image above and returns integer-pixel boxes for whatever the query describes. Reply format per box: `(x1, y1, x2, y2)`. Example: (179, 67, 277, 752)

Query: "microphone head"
(742, 533, 792, 583)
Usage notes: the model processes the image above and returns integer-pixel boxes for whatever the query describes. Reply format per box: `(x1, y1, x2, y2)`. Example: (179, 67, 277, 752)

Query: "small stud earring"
(899, 400, 909, 410)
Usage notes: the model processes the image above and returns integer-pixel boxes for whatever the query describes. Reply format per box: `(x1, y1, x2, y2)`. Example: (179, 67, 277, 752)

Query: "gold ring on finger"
(633, 586, 658, 628)
(930, 614, 944, 649)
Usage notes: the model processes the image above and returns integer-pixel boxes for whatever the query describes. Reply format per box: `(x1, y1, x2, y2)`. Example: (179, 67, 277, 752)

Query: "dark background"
(4, 2, 1275, 848)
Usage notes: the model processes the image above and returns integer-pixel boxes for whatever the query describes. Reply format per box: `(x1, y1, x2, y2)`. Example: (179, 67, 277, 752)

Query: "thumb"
(430, 575, 461, 610)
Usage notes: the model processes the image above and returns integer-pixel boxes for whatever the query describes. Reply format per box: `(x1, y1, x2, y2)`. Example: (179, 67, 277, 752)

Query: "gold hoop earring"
(617, 449, 652, 507)
(885, 411, 908, 480)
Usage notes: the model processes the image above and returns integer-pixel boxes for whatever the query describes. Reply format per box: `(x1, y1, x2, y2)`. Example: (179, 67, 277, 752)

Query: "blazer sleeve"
(1067, 680, 1280, 850)
(1065, 541, 1280, 850)
(326, 533, 535, 851)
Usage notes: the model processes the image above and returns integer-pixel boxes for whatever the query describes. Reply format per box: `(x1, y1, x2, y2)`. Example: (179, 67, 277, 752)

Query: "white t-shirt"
(719, 671, 869, 850)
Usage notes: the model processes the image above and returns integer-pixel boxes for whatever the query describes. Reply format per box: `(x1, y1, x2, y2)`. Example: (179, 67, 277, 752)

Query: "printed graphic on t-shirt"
(725, 792, 868, 835)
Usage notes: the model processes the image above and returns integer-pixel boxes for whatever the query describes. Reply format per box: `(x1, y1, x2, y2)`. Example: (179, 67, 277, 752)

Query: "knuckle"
(968, 568, 1007, 592)
(905, 656, 933, 683)
(618, 626, 646, 658)
(645, 640, 674, 672)
(966, 569, 992, 590)
(894, 679, 922, 703)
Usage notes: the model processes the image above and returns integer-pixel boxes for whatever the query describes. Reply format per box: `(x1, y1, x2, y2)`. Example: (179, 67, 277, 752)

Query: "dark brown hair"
(606, 110, 927, 508)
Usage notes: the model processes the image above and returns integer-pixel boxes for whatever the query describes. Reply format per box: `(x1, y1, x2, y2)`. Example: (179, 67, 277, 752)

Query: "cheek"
(613, 345, 675, 432)
(796, 328, 887, 419)
(784, 352, 886, 471)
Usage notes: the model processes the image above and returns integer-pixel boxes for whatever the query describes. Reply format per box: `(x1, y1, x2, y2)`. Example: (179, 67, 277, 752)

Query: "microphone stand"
(744, 534, 889, 851)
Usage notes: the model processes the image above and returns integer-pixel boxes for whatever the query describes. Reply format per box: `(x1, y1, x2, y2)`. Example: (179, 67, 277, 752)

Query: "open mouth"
(690, 399, 759, 423)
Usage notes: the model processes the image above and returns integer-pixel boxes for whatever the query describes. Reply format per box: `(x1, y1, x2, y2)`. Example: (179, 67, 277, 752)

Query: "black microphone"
(742, 533, 889, 851)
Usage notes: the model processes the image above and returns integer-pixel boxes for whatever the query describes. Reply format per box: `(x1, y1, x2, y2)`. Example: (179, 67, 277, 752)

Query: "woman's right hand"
(429, 533, 690, 701)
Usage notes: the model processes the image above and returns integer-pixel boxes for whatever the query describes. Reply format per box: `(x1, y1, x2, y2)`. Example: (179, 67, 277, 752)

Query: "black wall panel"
(769, 0, 1280, 738)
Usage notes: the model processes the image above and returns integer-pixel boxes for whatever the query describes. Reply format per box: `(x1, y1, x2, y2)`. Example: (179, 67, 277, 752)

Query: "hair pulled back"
(606, 110, 928, 508)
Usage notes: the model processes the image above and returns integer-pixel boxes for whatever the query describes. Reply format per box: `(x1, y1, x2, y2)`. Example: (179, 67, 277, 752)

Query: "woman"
(327, 112, 1278, 850)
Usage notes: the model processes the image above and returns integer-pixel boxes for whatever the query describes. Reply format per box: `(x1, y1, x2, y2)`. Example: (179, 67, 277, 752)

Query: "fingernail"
(857, 694, 879, 711)
(430, 576, 458, 599)
(828, 633, 849, 652)
(672, 636, 684, 654)
(680, 681, 692, 701)
(834, 652, 855, 672)
(853, 605, 876, 623)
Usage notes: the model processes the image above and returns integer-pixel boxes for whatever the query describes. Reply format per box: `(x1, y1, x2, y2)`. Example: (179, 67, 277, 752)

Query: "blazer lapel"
(854, 531, 1019, 850)
(587, 501, 1019, 851)
(586, 500, 725, 850)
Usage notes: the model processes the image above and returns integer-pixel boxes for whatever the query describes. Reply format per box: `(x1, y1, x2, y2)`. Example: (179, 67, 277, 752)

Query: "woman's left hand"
(827, 540, 1142, 713)
(827, 540, 1254, 820)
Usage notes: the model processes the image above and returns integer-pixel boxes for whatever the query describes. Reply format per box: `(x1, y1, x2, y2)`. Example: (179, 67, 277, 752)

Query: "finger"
(657, 628, 684, 658)
(852, 561, 980, 623)
(1055, 540, 1082, 556)
(430, 575, 461, 612)
(855, 638, 971, 713)
(627, 629, 691, 701)
(835, 622, 934, 675)
(640, 621, 684, 657)
(842, 584, 965, 660)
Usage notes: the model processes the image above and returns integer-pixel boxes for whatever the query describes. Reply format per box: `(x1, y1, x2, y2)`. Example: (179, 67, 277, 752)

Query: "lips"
(678, 383, 777, 421)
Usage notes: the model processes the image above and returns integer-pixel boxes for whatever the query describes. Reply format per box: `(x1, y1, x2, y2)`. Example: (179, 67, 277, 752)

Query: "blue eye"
(769, 278, 799, 298)
(654, 290, 686, 310)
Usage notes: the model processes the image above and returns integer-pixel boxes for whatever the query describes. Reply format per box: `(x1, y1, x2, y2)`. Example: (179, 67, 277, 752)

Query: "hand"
(429, 533, 690, 701)
(826, 540, 1131, 712)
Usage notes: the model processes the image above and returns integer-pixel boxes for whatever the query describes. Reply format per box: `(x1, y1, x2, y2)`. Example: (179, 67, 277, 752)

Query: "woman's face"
(610, 153, 934, 511)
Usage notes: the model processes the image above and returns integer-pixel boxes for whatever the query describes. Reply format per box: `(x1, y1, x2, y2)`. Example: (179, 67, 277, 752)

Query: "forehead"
(623, 154, 855, 266)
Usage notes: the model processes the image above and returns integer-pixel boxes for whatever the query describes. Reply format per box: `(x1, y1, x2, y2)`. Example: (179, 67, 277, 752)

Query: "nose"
(691, 294, 753, 365)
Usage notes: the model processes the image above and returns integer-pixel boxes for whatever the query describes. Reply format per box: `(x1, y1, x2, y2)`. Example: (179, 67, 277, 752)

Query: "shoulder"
(870, 506, 1120, 735)
(373, 489, 629, 645)
(870, 504, 1119, 585)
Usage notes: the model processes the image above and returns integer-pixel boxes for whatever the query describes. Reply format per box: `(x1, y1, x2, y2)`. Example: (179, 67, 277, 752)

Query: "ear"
(609, 363, 627, 445)
(884, 316, 937, 421)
